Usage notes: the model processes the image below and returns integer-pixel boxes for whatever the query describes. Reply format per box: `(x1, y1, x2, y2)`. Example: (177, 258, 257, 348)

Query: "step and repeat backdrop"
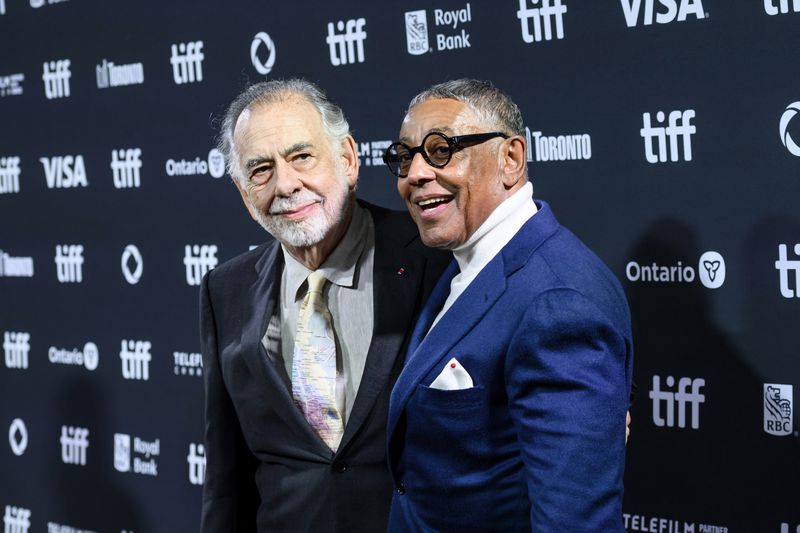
(1, 0, 799, 531)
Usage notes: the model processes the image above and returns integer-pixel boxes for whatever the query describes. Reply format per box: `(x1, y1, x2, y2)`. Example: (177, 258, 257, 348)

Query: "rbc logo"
(649, 375, 705, 429)
(405, 10, 429, 55)
(326, 18, 367, 66)
(764, 384, 793, 436)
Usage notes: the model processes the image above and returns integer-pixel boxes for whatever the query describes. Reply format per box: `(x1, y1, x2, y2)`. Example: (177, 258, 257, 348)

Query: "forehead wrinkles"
(400, 99, 481, 141)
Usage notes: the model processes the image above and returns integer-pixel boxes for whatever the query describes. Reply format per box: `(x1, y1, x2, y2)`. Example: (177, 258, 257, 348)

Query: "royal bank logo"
(40, 155, 88, 189)
(121, 245, 143, 285)
(626, 250, 725, 288)
(3, 506, 31, 533)
(405, 10, 429, 55)
(0, 156, 21, 194)
(518, 0, 567, 43)
(0, 73, 24, 97)
(170, 41, 204, 84)
(120, 339, 151, 381)
(251, 32, 276, 75)
(764, 383, 793, 436)
(9, 419, 28, 457)
(111, 148, 142, 189)
(96, 59, 144, 89)
(650, 375, 705, 429)
(0, 250, 34, 278)
(779, 101, 800, 157)
(357, 140, 392, 167)
(113, 433, 160, 476)
(4, 332, 31, 369)
(765, 0, 799, 15)
(326, 18, 367, 66)
(55, 244, 84, 283)
(48, 342, 99, 371)
(640, 109, 696, 163)
(60, 425, 89, 466)
(776, 243, 800, 298)
(42, 59, 71, 99)
(525, 127, 591, 162)
(174, 351, 202, 377)
(187, 443, 206, 485)
(165, 149, 225, 178)
(621, 0, 706, 27)
(184, 244, 218, 286)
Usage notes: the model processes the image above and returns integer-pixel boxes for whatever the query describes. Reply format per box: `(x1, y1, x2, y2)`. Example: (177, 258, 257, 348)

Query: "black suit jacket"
(199, 201, 449, 533)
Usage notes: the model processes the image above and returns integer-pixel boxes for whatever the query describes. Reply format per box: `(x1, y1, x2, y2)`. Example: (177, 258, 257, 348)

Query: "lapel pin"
(396, 267, 405, 276)
(450, 362, 456, 368)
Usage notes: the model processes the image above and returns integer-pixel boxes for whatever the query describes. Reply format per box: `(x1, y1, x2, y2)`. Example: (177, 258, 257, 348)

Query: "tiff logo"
(60, 425, 89, 465)
(776, 244, 800, 298)
(649, 375, 705, 429)
(781, 524, 800, 533)
(640, 109, 696, 163)
(120, 340, 152, 380)
(0, 0, 5, 14)
(621, 0, 706, 26)
(517, 0, 568, 43)
(111, 148, 142, 189)
(170, 41, 204, 84)
(55, 244, 84, 283)
(42, 59, 71, 99)
(765, 0, 799, 15)
(187, 443, 206, 485)
(0, 156, 21, 194)
(4, 332, 30, 369)
(3, 506, 31, 533)
(40, 155, 88, 189)
(0, 73, 24, 97)
(184, 244, 218, 286)
(326, 18, 367, 66)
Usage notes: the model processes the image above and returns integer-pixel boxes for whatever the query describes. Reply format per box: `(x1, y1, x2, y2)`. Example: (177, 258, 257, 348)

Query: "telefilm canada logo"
(357, 140, 392, 167)
(174, 351, 202, 377)
(626, 251, 725, 288)
(764, 383, 793, 436)
(251, 32, 276, 75)
(621, 0, 706, 27)
(623, 512, 728, 533)
(114, 433, 160, 476)
(165, 148, 225, 178)
(0, 73, 24, 97)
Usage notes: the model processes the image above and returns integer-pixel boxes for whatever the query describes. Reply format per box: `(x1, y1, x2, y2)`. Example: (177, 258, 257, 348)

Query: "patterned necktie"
(291, 271, 344, 451)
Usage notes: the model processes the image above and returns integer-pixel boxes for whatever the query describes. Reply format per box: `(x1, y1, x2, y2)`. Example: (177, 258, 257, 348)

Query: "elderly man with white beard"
(199, 79, 448, 533)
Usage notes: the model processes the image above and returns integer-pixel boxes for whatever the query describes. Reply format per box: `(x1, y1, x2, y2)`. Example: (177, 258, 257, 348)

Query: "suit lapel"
(337, 208, 429, 453)
(246, 241, 332, 456)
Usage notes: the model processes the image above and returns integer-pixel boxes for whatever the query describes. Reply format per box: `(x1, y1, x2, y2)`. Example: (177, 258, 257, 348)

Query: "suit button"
(333, 462, 348, 473)
(396, 482, 406, 495)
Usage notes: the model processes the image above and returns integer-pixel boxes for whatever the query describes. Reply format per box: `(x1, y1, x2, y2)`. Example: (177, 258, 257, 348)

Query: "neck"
(283, 198, 355, 270)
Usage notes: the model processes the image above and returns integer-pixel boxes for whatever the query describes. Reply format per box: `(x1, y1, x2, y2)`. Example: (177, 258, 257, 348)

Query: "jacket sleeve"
(199, 271, 260, 533)
(505, 288, 631, 533)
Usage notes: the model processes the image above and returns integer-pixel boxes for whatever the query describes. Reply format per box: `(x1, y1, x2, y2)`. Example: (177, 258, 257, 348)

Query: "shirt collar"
(282, 202, 369, 301)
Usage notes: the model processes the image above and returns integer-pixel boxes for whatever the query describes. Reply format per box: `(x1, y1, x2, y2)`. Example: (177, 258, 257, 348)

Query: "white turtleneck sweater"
(428, 181, 537, 332)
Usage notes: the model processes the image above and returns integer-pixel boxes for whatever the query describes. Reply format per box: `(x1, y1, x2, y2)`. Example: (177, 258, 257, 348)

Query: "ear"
(499, 135, 527, 189)
(338, 135, 360, 190)
(233, 178, 258, 222)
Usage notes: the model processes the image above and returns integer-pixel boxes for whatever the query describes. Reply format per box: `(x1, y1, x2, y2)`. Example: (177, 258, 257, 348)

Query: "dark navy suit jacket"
(387, 201, 634, 532)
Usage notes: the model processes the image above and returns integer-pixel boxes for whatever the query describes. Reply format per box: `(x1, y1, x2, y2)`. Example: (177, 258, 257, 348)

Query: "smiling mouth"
(416, 196, 453, 211)
(274, 201, 319, 219)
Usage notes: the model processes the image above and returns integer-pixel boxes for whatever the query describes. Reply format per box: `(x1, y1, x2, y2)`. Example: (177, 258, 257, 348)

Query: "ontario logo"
(626, 250, 725, 289)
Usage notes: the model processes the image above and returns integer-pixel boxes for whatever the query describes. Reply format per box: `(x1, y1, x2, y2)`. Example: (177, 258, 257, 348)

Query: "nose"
(272, 163, 303, 197)
(405, 152, 436, 186)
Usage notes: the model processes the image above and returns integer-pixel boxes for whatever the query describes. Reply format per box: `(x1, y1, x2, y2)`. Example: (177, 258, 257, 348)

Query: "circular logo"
(250, 32, 276, 76)
(780, 101, 800, 157)
(698, 251, 725, 289)
(9, 418, 28, 456)
(121, 244, 143, 284)
(207, 149, 225, 179)
(83, 342, 99, 371)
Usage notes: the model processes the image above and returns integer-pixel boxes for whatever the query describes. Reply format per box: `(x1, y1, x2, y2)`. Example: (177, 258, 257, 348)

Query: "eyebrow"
(244, 142, 315, 171)
(398, 126, 453, 144)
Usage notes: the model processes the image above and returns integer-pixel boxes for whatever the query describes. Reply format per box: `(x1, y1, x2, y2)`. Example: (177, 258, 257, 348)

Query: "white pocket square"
(429, 358, 474, 390)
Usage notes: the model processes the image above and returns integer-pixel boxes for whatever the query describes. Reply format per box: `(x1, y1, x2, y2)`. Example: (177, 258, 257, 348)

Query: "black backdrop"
(2, 1, 799, 532)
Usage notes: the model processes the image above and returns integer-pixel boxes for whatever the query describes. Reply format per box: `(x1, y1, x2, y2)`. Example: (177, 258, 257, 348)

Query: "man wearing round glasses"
(384, 79, 633, 532)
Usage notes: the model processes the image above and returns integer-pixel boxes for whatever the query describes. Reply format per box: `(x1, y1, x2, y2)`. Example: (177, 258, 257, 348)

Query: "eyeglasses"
(383, 131, 509, 178)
